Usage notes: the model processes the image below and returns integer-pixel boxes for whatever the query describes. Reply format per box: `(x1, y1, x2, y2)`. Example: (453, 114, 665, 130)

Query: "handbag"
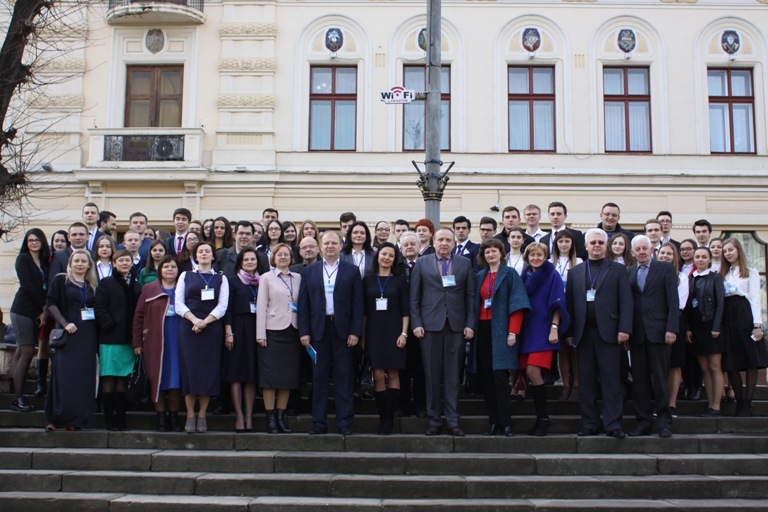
(49, 328, 68, 349)
(126, 353, 149, 404)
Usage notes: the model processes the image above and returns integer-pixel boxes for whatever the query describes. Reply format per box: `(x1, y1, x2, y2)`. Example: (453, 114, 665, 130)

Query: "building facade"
(1, 0, 768, 313)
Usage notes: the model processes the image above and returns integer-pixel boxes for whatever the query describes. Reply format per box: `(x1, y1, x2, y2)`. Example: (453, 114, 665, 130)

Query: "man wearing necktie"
(627, 235, 679, 438)
(164, 208, 192, 257)
(452, 216, 480, 270)
(644, 219, 663, 261)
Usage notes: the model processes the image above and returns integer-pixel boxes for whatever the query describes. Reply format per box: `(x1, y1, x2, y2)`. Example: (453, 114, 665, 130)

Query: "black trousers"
(630, 340, 672, 430)
(476, 321, 513, 426)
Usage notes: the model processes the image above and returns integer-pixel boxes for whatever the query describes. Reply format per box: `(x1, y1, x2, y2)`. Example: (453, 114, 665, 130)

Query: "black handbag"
(49, 328, 68, 349)
(126, 353, 149, 404)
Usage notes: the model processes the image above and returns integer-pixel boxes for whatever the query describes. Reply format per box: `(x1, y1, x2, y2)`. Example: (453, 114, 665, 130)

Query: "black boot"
(528, 385, 550, 436)
(35, 359, 48, 397)
(374, 391, 387, 435)
(102, 393, 117, 431)
(114, 392, 128, 431)
(737, 400, 753, 417)
(156, 412, 167, 432)
(384, 388, 400, 435)
(276, 409, 292, 433)
(265, 410, 279, 433)
(169, 412, 182, 432)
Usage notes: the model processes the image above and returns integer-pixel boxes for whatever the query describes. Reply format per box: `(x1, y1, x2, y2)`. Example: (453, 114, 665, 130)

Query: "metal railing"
(107, 0, 204, 12)
(104, 134, 185, 162)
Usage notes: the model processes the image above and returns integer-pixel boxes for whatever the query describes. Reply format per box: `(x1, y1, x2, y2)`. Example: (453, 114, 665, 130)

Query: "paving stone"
(529, 498, 672, 510)
(718, 476, 768, 499)
(405, 453, 535, 475)
(234, 433, 345, 452)
(662, 499, 768, 511)
(0, 491, 120, 512)
(657, 454, 768, 475)
(533, 454, 658, 476)
(382, 499, 534, 511)
(697, 435, 768, 454)
(150, 450, 276, 473)
(345, 434, 454, 453)
(0, 469, 63, 492)
(0, 448, 34, 469)
(717, 417, 768, 434)
(274, 451, 406, 474)
(0, 429, 108, 448)
(110, 493, 253, 511)
(32, 448, 156, 471)
(196, 472, 332, 497)
(331, 475, 466, 499)
(63, 470, 199, 495)
(576, 435, 699, 454)
(249, 496, 382, 511)
(454, 436, 576, 454)
(108, 431, 235, 451)
(466, 476, 598, 499)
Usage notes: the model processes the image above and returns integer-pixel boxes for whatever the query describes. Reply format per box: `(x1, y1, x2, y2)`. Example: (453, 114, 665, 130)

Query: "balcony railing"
(105, 134, 185, 162)
(86, 128, 205, 170)
(106, 0, 205, 25)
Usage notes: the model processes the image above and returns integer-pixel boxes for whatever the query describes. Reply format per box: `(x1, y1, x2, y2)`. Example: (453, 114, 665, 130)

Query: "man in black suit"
(215, 221, 270, 277)
(566, 228, 633, 439)
(627, 235, 679, 438)
(540, 201, 587, 260)
(398, 231, 426, 417)
(82, 202, 103, 253)
(290, 236, 320, 276)
(410, 227, 476, 436)
(656, 211, 680, 250)
(452, 216, 480, 271)
(164, 208, 192, 257)
(49, 222, 89, 282)
(298, 231, 364, 435)
(493, 206, 535, 252)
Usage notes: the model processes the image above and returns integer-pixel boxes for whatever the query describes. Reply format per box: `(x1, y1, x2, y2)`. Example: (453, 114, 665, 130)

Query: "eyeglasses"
(479, 228, 494, 232)
(300, 245, 317, 250)
(268, 227, 281, 232)
(376, 228, 391, 232)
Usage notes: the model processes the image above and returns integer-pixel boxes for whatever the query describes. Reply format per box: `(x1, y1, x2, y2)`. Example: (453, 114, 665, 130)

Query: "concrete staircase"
(1, 370, 768, 510)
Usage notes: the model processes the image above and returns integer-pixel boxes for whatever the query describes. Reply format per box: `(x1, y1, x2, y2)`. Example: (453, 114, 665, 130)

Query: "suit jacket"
(11, 253, 49, 318)
(454, 240, 480, 271)
(566, 259, 633, 346)
(49, 247, 74, 285)
(256, 270, 301, 339)
(540, 227, 587, 261)
(409, 253, 477, 333)
(297, 259, 364, 342)
(88, 229, 105, 252)
(494, 230, 535, 254)
(340, 249, 374, 280)
(628, 260, 679, 345)
(165, 234, 188, 257)
(94, 273, 141, 345)
(214, 246, 270, 277)
(118, 237, 151, 262)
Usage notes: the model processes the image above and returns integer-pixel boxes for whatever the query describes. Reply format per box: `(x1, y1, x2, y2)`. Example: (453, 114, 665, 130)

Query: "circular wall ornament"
(146, 29, 165, 54)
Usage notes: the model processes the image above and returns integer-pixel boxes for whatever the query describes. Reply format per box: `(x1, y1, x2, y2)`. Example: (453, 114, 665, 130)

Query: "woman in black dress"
(685, 247, 725, 416)
(45, 249, 99, 430)
(94, 249, 141, 430)
(10, 228, 50, 412)
(657, 243, 688, 418)
(223, 247, 260, 432)
(363, 242, 409, 434)
(256, 244, 301, 433)
(176, 241, 229, 433)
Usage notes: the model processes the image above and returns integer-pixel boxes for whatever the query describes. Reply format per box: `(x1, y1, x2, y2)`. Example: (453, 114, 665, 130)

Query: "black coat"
(94, 273, 141, 345)
(11, 253, 49, 318)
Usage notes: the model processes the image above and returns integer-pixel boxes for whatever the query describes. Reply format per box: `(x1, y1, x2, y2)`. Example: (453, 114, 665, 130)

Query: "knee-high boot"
(35, 359, 49, 397)
(114, 392, 128, 431)
(527, 385, 550, 436)
(384, 388, 400, 435)
(374, 391, 387, 435)
(102, 393, 116, 431)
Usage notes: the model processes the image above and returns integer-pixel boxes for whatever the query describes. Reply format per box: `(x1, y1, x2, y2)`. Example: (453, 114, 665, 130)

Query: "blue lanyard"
(74, 281, 89, 305)
(377, 275, 391, 298)
(587, 260, 604, 290)
(198, 271, 214, 289)
(277, 271, 294, 299)
(487, 272, 496, 298)
(323, 262, 338, 283)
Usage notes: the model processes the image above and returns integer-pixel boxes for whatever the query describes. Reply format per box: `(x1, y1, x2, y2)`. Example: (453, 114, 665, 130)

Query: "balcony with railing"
(106, 0, 205, 25)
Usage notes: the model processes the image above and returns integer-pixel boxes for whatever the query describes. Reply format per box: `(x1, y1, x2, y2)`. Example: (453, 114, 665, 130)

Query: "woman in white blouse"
(505, 227, 526, 275)
(551, 230, 582, 402)
(658, 243, 689, 417)
(719, 238, 768, 416)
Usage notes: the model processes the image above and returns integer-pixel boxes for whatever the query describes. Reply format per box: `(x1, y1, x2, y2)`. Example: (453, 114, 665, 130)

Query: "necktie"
(637, 264, 648, 291)
(176, 236, 183, 254)
(440, 258, 449, 276)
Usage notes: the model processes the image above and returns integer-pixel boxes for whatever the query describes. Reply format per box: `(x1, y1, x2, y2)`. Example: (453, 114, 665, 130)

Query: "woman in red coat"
(132, 256, 182, 431)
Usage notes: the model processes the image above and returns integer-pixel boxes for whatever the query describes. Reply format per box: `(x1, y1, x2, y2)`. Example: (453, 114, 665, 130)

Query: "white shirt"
(352, 250, 365, 278)
(506, 252, 525, 275)
(527, 228, 546, 242)
(548, 226, 566, 254)
(676, 271, 690, 310)
(554, 256, 583, 283)
(724, 265, 762, 324)
(323, 259, 340, 315)
(96, 261, 112, 280)
(175, 269, 230, 320)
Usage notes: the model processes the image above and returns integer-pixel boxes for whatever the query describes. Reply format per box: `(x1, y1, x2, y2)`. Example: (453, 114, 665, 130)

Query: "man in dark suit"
(82, 202, 103, 253)
(298, 231, 364, 435)
(397, 231, 426, 417)
(452, 215, 480, 271)
(49, 222, 89, 282)
(493, 206, 535, 253)
(656, 211, 680, 250)
(566, 228, 633, 439)
(627, 235, 679, 438)
(215, 221, 270, 277)
(164, 208, 192, 257)
(540, 201, 587, 260)
(290, 236, 320, 276)
(410, 226, 476, 436)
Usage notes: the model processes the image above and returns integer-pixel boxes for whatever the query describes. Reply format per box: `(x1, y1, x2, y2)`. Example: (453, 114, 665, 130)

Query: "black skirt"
(258, 326, 301, 389)
(722, 295, 768, 371)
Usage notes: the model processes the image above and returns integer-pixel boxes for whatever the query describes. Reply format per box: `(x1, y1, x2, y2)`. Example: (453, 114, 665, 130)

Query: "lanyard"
(353, 251, 364, 269)
(487, 272, 496, 298)
(587, 260, 604, 290)
(507, 253, 522, 269)
(198, 271, 215, 289)
(377, 275, 391, 298)
(556, 258, 570, 278)
(323, 262, 339, 283)
(74, 280, 89, 305)
(277, 271, 294, 299)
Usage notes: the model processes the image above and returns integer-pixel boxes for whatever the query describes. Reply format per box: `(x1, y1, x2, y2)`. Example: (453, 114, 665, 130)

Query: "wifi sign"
(380, 86, 417, 104)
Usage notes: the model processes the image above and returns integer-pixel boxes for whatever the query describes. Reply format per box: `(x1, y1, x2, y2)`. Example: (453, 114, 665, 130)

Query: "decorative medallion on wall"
(325, 28, 344, 53)
(721, 30, 740, 55)
(418, 28, 428, 52)
(145, 29, 164, 54)
(617, 29, 636, 54)
(522, 28, 541, 52)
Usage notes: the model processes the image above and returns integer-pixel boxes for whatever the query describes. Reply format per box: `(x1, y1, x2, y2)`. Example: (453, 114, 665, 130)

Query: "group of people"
(7, 201, 766, 439)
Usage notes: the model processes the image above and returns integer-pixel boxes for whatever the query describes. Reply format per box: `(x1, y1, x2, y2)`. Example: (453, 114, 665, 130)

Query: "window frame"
(602, 66, 652, 154)
(402, 64, 451, 152)
(308, 65, 358, 152)
(124, 65, 184, 128)
(708, 67, 757, 155)
(507, 65, 556, 153)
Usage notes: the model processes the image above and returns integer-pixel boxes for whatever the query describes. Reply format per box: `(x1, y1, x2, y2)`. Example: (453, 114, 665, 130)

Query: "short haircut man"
(98, 211, 117, 237)
(262, 208, 279, 225)
(692, 219, 712, 247)
(644, 219, 663, 251)
(479, 216, 498, 242)
(523, 204, 545, 242)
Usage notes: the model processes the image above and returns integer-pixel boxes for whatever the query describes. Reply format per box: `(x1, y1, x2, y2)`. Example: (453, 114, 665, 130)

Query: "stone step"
(0, 469, 767, 500)
(2, 429, 768, 455)
(0, 493, 767, 512)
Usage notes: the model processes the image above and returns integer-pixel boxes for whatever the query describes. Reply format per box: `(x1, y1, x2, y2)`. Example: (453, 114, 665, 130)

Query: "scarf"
(238, 269, 260, 286)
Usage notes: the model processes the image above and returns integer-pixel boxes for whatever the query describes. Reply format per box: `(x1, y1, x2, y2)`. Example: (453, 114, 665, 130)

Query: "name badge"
(250, 302, 257, 314)
(325, 283, 335, 295)
(289, 301, 298, 313)
(201, 288, 215, 301)
(725, 283, 737, 294)
(166, 304, 175, 317)
(442, 275, 456, 288)
(484, 298, 492, 309)
(586, 289, 596, 302)
(692, 298, 699, 308)
(81, 308, 95, 321)
(376, 298, 388, 311)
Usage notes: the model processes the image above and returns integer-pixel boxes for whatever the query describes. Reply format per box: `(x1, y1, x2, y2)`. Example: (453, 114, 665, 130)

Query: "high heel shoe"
(723, 386, 736, 403)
